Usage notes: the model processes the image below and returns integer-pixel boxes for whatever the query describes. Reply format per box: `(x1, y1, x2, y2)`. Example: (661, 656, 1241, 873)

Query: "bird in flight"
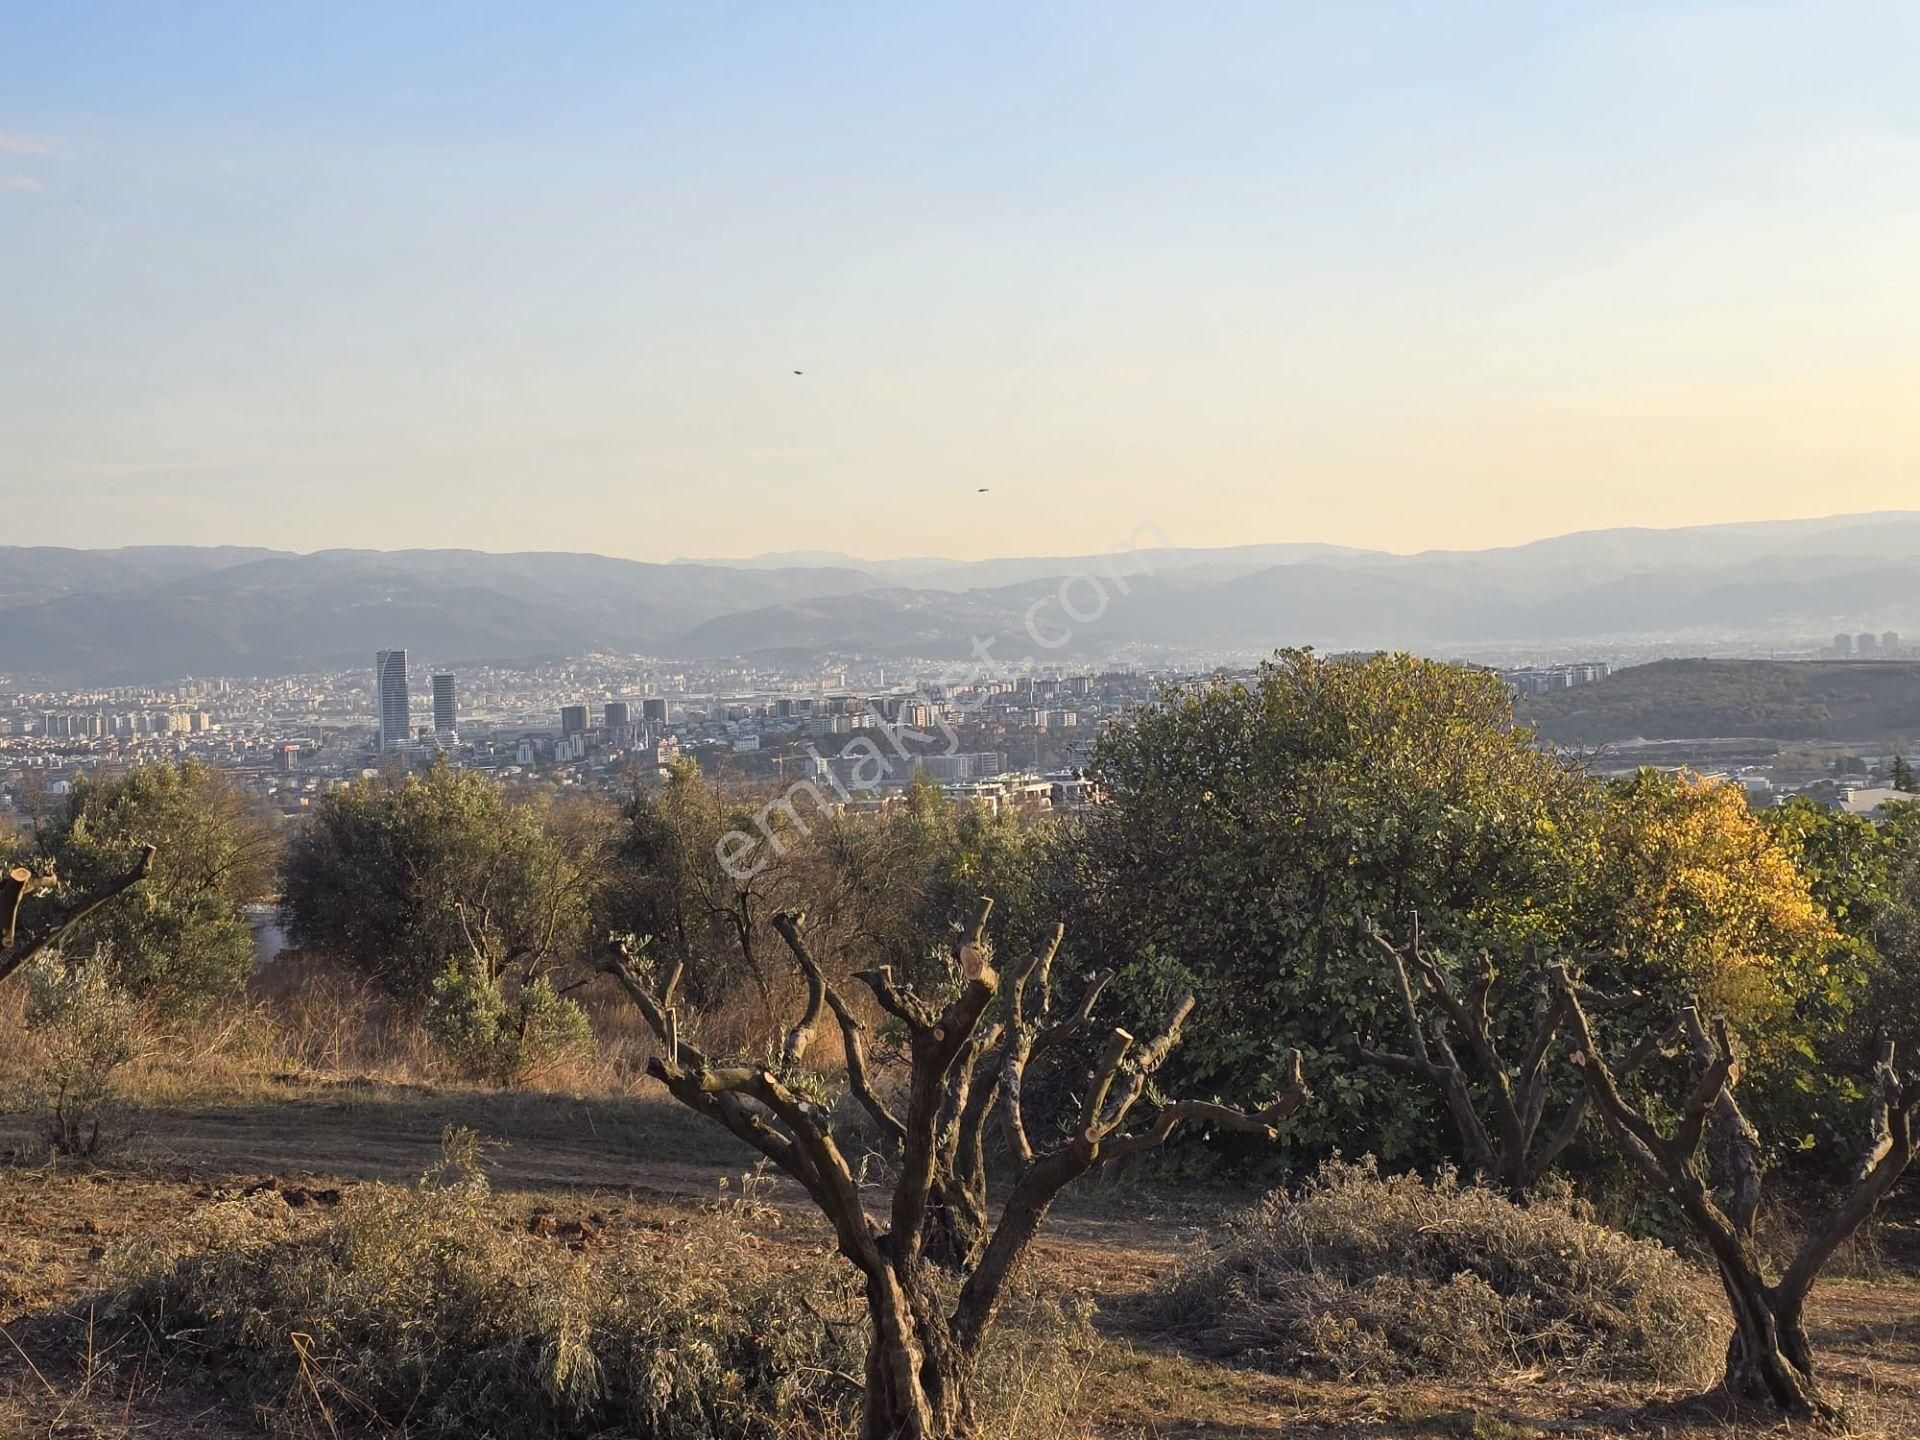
(793, 370, 803, 375)
(977, 487, 990, 493)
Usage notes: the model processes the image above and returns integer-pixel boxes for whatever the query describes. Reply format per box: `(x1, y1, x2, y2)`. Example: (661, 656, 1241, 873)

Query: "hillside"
(1520, 659, 1920, 744)
(6, 512, 1920, 680)
(0, 550, 881, 680)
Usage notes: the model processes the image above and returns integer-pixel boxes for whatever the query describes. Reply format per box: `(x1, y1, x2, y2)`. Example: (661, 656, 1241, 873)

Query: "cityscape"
(0, 648, 1146, 825)
(10, 6, 1920, 1434)
(8, 635, 1919, 835)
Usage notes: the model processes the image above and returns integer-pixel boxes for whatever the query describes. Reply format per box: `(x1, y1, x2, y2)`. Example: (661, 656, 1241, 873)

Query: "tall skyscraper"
(602, 700, 631, 736)
(431, 673, 457, 733)
(560, 703, 589, 736)
(376, 649, 410, 750)
(642, 697, 668, 727)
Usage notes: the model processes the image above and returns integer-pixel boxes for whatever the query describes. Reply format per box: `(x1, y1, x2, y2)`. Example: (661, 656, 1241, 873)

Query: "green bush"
(423, 960, 596, 1086)
(21, 951, 142, 1157)
(1143, 1159, 1721, 1386)
(19, 759, 270, 1016)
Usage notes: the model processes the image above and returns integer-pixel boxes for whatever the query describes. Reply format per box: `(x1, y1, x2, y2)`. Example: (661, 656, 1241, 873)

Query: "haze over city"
(8, 2, 1920, 561)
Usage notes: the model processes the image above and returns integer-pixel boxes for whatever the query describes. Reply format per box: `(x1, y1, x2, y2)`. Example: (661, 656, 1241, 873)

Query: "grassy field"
(4, 1052, 1919, 1440)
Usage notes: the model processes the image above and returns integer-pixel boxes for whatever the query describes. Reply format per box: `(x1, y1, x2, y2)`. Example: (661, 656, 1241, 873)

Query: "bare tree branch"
(602, 899, 1306, 1440)
(1555, 967, 1911, 1419)
(0, 844, 156, 986)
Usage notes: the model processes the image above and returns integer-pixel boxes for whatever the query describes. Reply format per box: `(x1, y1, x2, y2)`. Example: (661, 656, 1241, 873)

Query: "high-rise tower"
(376, 649, 410, 749)
(431, 673, 457, 734)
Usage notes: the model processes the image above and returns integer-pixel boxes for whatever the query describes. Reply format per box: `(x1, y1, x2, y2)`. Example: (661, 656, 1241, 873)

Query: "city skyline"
(8, 4, 1920, 560)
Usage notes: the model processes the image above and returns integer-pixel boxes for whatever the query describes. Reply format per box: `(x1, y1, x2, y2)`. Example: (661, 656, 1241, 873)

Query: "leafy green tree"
(21, 761, 274, 1015)
(282, 760, 592, 1005)
(810, 774, 1054, 989)
(1071, 650, 1592, 1161)
(1769, 797, 1920, 1072)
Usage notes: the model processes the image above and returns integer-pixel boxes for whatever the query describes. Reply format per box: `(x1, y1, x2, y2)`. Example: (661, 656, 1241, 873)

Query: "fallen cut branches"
(1145, 1158, 1720, 1386)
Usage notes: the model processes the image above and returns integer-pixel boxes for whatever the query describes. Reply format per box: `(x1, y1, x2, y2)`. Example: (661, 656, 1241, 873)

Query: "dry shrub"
(248, 953, 439, 1079)
(106, 1129, 858, 1439)
(1143, 1158, 1722, 1387)
(19, 952, 143, 1157)
(105, 1131, 1093, 1440)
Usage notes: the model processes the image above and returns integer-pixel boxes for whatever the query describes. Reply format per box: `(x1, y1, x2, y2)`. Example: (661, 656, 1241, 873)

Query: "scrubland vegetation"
(6, 650, 1920, 1437)
(1519, 659, 1920, 746)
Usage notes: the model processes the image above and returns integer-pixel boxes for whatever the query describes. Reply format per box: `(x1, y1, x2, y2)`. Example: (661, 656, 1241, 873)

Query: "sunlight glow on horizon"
(5, 3, 1919, 562)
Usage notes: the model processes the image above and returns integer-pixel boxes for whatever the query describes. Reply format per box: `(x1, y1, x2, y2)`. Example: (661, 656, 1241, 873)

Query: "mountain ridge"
(3, 511, 1918, 682)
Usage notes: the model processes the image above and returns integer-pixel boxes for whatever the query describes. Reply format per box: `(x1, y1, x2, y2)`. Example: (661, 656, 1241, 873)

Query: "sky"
(5, 2, 1920, 563)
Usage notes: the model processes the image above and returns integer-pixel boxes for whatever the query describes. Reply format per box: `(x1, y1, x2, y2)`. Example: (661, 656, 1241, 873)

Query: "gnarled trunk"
(1555, 977, 1911, 1422)
(1714, 1264, 1829, 1419)
(600, 906, 1306, 1440)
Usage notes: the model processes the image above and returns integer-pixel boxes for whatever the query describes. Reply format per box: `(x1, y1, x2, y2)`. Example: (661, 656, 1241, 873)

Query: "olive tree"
(24, 761, 272, 1014)
(1558, 974, 1913, 1419)
(600, 899, 1306, 1440)
(283, 761, 592, 1004)
(282, 764, 599, 1081)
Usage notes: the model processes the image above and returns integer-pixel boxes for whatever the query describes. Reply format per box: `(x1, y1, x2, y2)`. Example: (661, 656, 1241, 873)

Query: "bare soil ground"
(3, 1077, 1918, 1438)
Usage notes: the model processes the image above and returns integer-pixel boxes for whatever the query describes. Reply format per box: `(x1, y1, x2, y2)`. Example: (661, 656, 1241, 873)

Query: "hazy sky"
(6, 3, 1919, 562)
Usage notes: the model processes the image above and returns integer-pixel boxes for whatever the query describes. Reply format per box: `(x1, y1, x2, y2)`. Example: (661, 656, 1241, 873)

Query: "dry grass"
(6, 1147, 1920, 1438)
(5, 973, 1920, 1439)
(101, 1131, 865, 1440)
(70, 1132, 1095, 1440)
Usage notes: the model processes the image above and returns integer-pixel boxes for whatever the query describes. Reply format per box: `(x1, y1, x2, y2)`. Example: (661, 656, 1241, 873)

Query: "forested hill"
(1519, 659, 1920, 744)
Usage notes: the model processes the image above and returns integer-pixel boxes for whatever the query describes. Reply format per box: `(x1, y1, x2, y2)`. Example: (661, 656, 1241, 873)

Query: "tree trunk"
(1493, 1149, 1530, 1207)
(922, 1169, 989, 1273)
(1713, 1264, 1831, 1419)
(859, 1338, 977, 1439)
(858, 1269, 980, 1440)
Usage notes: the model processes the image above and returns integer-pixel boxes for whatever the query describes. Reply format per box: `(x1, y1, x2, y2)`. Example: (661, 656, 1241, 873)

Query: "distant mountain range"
(5, 511, 1920, 681)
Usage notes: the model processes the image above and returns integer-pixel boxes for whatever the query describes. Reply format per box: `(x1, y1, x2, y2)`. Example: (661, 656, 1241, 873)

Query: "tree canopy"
(21, 760, 274, 1014)
(282, 760, 591, 1004)
(1072, 649, 1592, 1159)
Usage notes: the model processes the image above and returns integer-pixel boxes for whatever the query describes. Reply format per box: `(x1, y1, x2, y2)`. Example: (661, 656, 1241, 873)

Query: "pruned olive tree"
(1557, 970, 1915, 1419)
(0, 844, 156, 987)
(1352, 918, 1658, 1200)
(600, 898, 1308, 1440)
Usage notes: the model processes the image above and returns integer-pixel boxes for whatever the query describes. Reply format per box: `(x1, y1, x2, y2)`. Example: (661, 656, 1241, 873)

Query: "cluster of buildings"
(1496, 662, 1612, 697)
(1827, 632, 1908, 659)
(374, 649, 459, 749)
(0, 647, 1165, 828)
